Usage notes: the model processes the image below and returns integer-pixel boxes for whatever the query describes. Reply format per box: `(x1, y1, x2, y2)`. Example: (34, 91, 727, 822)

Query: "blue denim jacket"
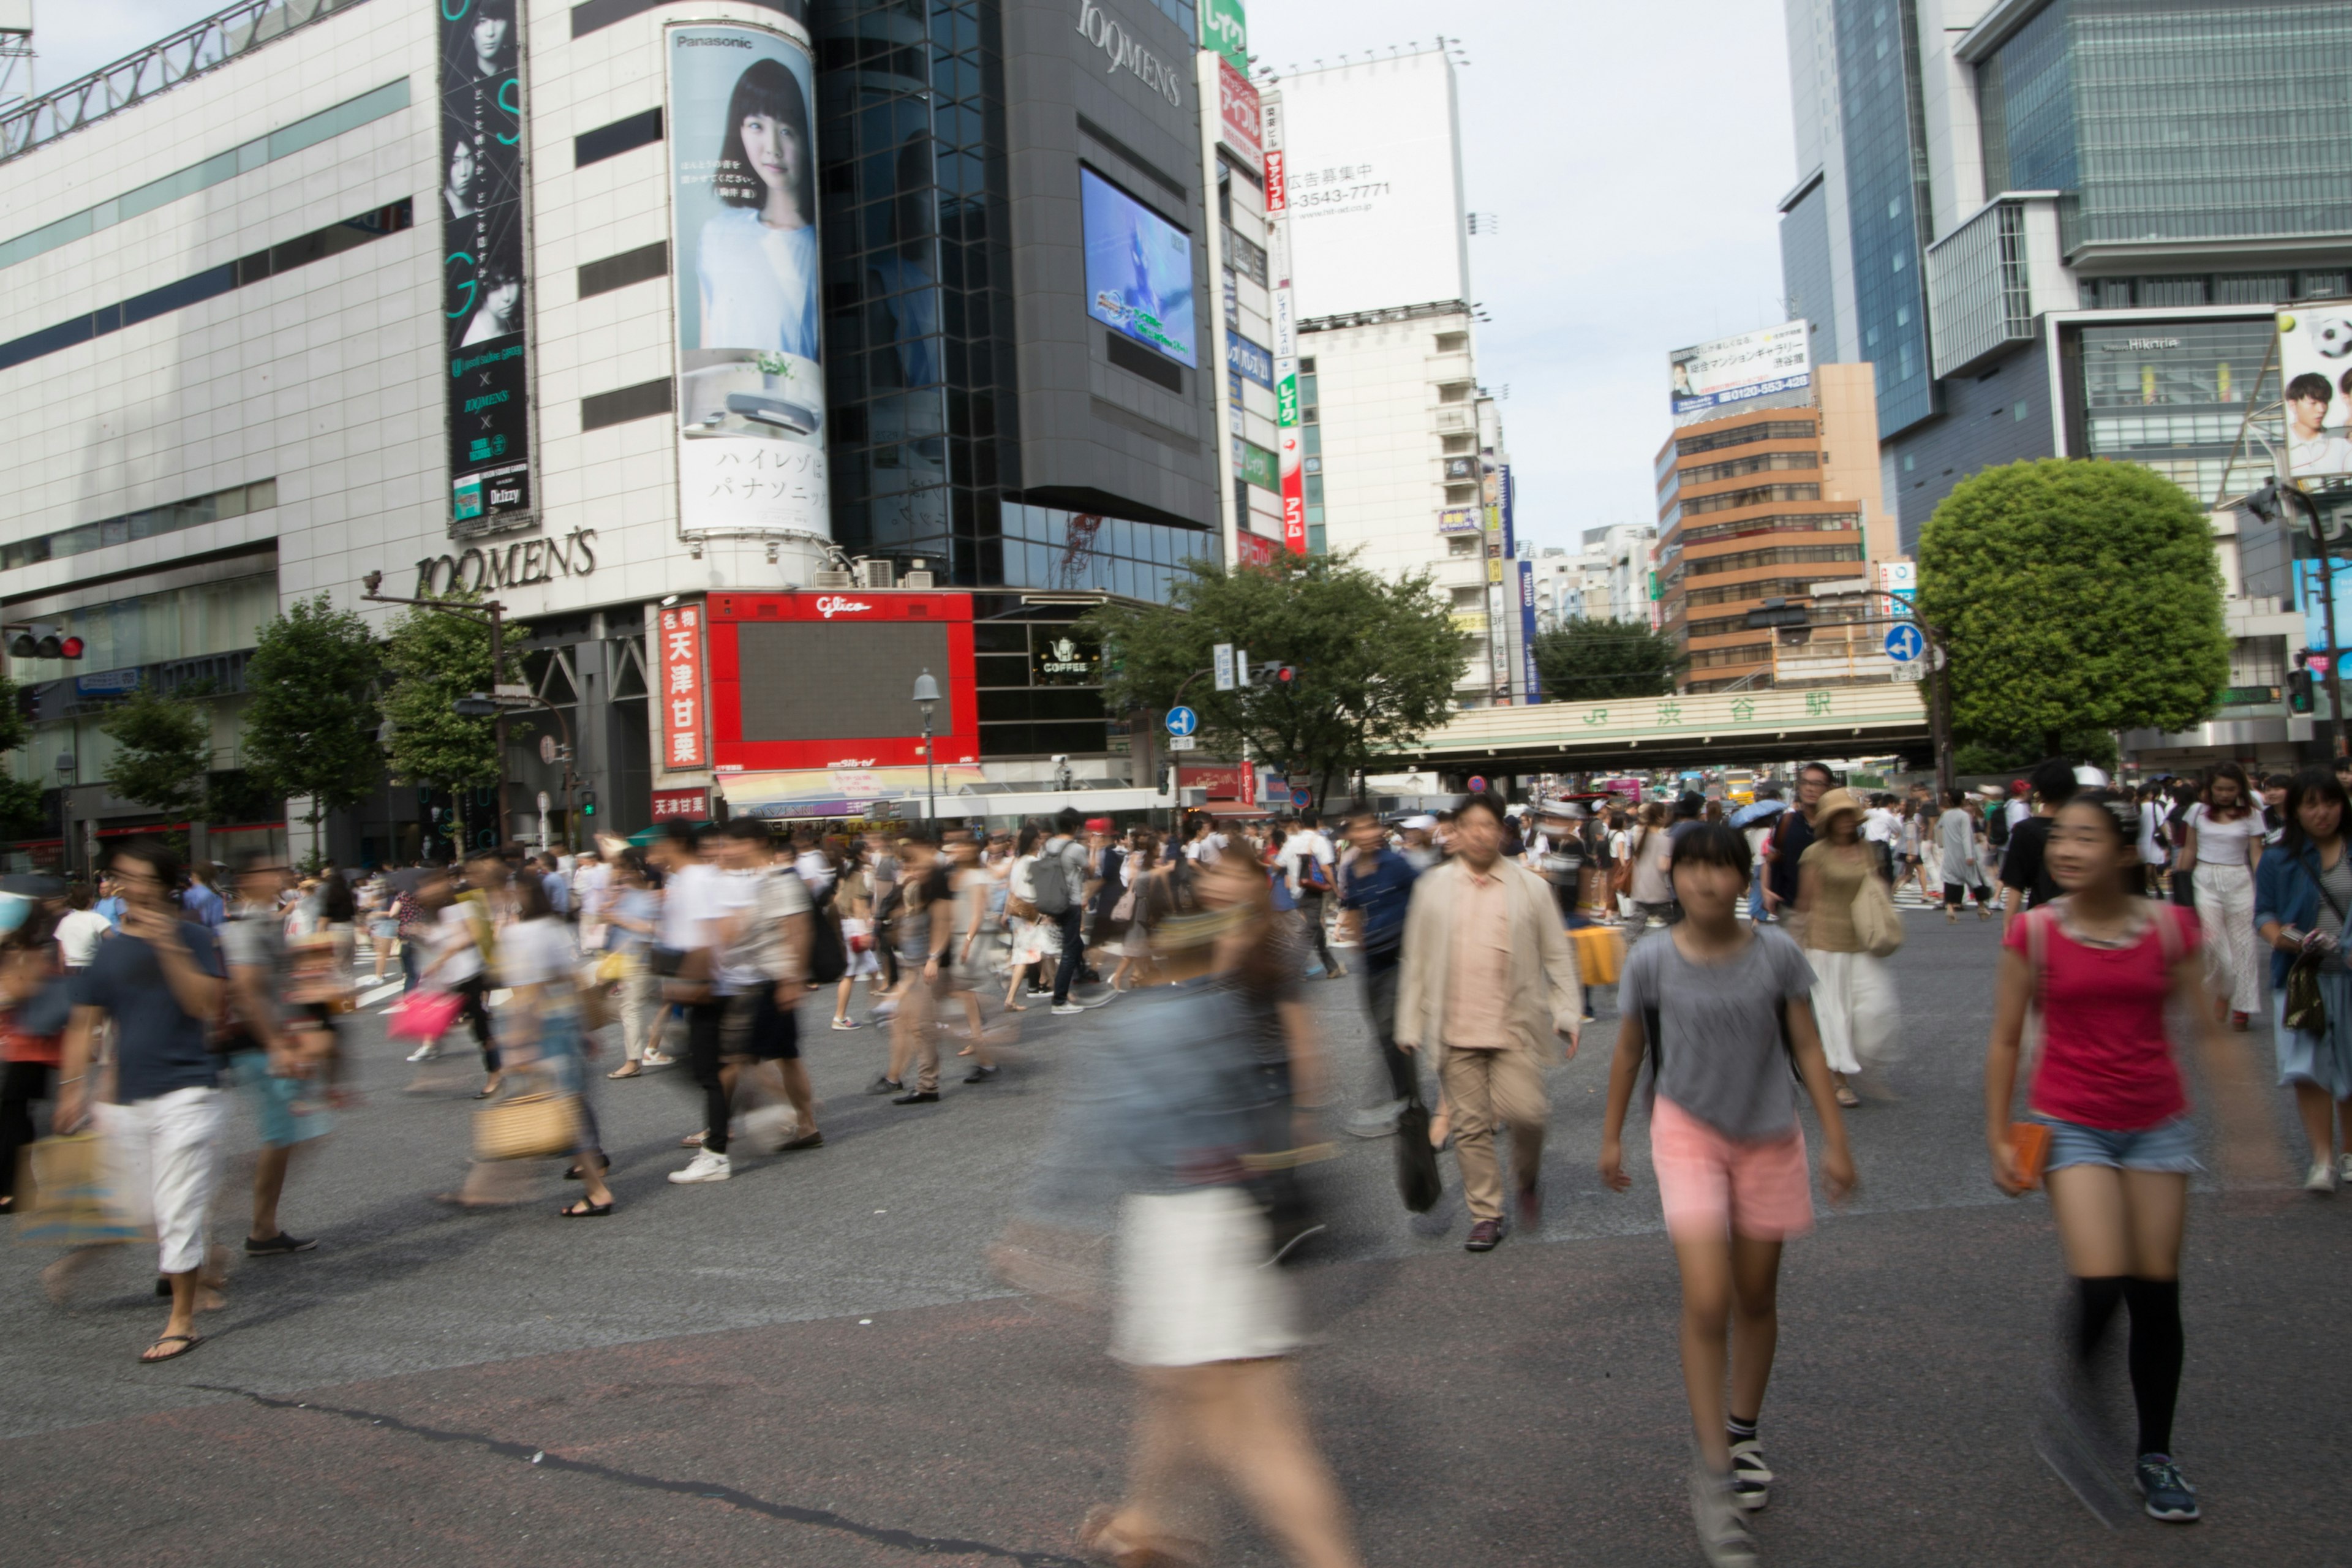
(2253, 841, 2338, 990)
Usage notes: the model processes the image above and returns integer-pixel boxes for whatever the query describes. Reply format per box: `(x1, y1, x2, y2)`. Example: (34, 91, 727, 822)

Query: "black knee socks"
(2124, 1278, 2182, 1458)
(2068, 1275, 2183, 1458)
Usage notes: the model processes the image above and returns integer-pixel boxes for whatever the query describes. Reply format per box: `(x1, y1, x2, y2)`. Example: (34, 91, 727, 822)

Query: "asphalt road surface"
(2, 908, 2345, 1567)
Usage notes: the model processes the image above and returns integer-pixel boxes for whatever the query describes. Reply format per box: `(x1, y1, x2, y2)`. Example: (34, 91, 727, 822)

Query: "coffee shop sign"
(413, 529, 598, 596)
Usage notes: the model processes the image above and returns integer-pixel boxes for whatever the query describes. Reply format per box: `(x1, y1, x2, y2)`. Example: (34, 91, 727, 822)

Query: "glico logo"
(814, 596, 873, 619)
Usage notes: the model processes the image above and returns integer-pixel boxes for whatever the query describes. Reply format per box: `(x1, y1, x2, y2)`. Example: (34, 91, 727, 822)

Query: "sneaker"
(404, 1043, 439, 1063)
(1464, 1218, 1505, 1252)
(666, 1150, 731, 1184)
(2135, 1455, 2200, 1522)
(244, 1232, 318, 1256)
(1728, 1440, 1772, 1512)
(964, 1064, 1001, 1084)
(641, 1051, 676, 1067)
(831, 1017, 862, 1031)
(1051, 1003, 1084, 1016)
(2305, 1160, 2336, 1194)
(865, 1075, 905, 1096)
(1689, 1466, 1760, 1567)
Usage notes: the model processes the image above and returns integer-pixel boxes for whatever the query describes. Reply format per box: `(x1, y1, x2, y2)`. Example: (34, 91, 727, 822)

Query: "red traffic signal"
(56, 635, 83, 660)
(6, 623, 80, 660)
(1272, 663, 1297, 685)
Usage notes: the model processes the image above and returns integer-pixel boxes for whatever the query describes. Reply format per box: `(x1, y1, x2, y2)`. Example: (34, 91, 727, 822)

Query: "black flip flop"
(140, 1332, 202, 1363)
(563, 1155, 614, 1181)
(557, 1199, 614, 1218)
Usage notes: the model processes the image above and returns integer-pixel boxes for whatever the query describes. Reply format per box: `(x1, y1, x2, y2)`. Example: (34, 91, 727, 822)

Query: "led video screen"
(733, 620, 954, 741)
(1081, 166, 1197, 368)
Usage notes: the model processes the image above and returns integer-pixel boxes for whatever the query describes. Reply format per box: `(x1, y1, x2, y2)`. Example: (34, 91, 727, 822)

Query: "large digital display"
(705, 592, 978, 771)
(437, 0, 533, 536)
(1082, 167, 1197, 368)
(668, 23, 831, 541)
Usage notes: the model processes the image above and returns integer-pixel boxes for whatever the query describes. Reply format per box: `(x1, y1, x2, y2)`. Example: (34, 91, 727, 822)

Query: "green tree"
(1084, 551, 1460, 807)
(97, 683, 213, 819)
(243, 594, 383, 855)
(1919, 459, 2230, 758)
(0, 671, 42, 838)
(1530, 616, 1682, 701)
(381, 594, 499, 846)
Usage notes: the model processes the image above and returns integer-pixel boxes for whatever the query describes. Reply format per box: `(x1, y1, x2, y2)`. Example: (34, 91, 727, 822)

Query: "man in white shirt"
(1861, 796, 1901, 883)
(570, 848, 610, 954)
(652, 823, 737, 1183)
(1276, 810, 1344, 978)
(2004, 783, 2033, 832)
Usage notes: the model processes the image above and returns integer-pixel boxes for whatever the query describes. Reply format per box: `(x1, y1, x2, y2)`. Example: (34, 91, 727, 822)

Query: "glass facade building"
(1834, 0, 1937, 438)
(2068, 317, 2275, 507)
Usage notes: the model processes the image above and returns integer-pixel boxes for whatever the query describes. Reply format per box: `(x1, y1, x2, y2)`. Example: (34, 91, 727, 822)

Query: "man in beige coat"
(1396, 793, 1584, 1250)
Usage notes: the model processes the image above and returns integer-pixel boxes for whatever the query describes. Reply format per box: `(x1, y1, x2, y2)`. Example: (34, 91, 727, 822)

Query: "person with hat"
(1796, 788, 1898, 1107)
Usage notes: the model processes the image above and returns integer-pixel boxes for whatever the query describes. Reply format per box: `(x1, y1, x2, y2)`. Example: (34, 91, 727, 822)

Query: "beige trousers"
(1439, 1045, 1547, 1223)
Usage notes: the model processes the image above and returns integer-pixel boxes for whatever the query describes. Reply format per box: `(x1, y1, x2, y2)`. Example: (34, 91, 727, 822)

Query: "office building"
(0, 0, 1228, 866)
(1259, 45, 1528, 705)
(1656, 363, 1890, 692)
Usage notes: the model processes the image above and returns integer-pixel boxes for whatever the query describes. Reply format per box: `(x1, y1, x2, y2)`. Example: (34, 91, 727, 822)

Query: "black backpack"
(802, 874, 847, 986)
(1031, 839, 1077, 914)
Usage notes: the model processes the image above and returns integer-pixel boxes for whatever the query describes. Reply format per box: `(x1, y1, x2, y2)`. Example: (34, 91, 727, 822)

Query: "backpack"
(1987, 804, 2011, 850)
(803, 875, 847, 986)
(1031, 838, 1078, 914)
(1299, 839, 1333, 893)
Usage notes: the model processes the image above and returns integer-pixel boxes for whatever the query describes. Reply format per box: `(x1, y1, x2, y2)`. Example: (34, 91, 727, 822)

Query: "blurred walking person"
(47, 842, 228, 1362)
(875, 836, 951, 1103)
(2180, 761, 2263, 1030)
(1338, 805, 1420, 1138)
(1986, 790, 2272, 1524)
(0, 886, 66, 1216)
(601, 849, 664, 1077)
(499, 873, 617, 1216)
(1394, 792, 1583, 1251)
(219, 853, 330, 1256)
(1937, 788, 1993, 921)
(1796, 789, 1898, 1107)
(2253, 767, 2352, 1192)
(1599, 823, 1856, 1567)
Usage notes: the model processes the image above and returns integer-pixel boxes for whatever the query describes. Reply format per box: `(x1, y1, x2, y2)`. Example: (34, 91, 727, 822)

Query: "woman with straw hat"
(1796, 788, 1899, 1107)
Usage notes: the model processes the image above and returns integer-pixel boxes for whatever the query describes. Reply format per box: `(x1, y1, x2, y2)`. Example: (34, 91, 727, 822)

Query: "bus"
(1724, 769, 1757, 805)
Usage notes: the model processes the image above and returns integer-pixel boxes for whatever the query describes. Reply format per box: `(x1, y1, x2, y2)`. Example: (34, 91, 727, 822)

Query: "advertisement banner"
(1216, 58, 1262, 171)
(1275, 51, 1468, 321)
(1237, 439, 1278, 491)
(1199, 0, 1247, 75)
(1438, 507, 1480, 533)
(1264, 148, 1287, 213)
(1518, 559, 1540, 702)
(667, 23, 831, 541)
(650, 787, 708, 821)
(659, 603, 709, 772)
(1235, 528, 1280, 568)
(438, 0, 533, 537)
(1668, 320, 1812, 415)
(1082, 166, 1198, 366)
(2278, 302, 2352, 481)
(1227, 331, 1273, 389)
(2296, 560, 2352, 652)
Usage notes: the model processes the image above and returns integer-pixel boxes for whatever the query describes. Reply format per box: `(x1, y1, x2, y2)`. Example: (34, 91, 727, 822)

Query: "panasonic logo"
(1076, 1, 1183, 108)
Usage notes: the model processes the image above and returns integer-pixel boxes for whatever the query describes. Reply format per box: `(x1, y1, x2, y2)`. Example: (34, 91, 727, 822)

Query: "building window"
(1675, 419, 1815, 456)
(1434, 331, 1467, 352)
(1437, 382, 1471, 403)
(1447, 535, 1477, 556)
(1442, 433, 1474, 454)
(1444, 483, 1477, 503)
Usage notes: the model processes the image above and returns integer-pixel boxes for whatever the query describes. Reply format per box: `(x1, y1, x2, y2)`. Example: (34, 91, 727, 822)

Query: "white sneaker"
(1689, 1466, 1759, 1567)
(2305, 1160, 2337, 1194)
(642, 1051, 676, 1067)
(2339, 1152, 2352, 1185)
(404, 1043, 439, 1063)
(1051, 1003, 1084, 1016)
(1728, 1439, 1772, 1511)
(668, 1150, 732, 1184)
(831, 1017, 862, 1031)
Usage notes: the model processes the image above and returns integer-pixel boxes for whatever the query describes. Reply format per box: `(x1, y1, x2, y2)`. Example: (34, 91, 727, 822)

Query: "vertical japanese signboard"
(666, 22, 831, 543)
(1518, 559, 1540, 703)
(660, 603, 708, 772)
(1264, 129, 1305, 555)
(439, 0, 534, 537)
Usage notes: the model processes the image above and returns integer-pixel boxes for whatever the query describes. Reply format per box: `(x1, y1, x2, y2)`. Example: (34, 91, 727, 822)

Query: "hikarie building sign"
(660, 603, 708, 771)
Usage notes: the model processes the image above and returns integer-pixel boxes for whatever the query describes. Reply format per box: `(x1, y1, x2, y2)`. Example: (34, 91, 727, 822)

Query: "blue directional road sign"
(1165, 705, 1200, 737)
(1883, 624, 1926, 663)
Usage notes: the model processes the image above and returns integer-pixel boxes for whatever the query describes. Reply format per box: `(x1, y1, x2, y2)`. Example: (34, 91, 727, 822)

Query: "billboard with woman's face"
(667, 23, 829, 540)
(439, 0, 533, 536)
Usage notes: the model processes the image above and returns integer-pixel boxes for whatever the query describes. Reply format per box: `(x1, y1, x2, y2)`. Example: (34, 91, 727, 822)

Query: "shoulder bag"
(1850, 864, 1905, 957)
(2285, 854, 2346, 1035)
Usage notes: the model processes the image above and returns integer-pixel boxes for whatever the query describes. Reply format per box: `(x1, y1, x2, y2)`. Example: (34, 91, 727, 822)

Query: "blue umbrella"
(1729, 798, 1789, 829)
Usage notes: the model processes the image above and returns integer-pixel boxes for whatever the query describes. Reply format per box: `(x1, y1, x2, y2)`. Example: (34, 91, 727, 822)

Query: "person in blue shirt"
(93, 874, 127, 930)
(1338, 805, 1420, 1137)
(179, 863, 225, 929)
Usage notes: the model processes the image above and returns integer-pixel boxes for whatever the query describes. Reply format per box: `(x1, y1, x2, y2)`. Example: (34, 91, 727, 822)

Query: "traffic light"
(6, 623, 82, 660)
(2290, 663, 2316, 714)
(1270, 663, 1297, 687)
(580, 790, 597, 818)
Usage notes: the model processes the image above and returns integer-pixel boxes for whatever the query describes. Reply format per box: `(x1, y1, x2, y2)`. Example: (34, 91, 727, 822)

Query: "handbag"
(1393, 1093, 1444, 1213)
(2286, 854, 2350, 1035)
(473, 1084, 580, 1161)
(594, 950, 628, 984)
(1850, 867, 1905, 957)
(386, 989, 463, 1041)
(1572, 924, 1625, 987)
(14, 1133, 143, 1248)
(1110, 883, 1137, 922)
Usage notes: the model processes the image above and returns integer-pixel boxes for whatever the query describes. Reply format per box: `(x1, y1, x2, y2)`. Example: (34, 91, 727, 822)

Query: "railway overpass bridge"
(1380, 682, 1932, 775)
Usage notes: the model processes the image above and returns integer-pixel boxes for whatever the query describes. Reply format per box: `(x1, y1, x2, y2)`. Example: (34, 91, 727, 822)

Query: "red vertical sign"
(1264, 151, 1286, 213)
(660, 604, 707, 771)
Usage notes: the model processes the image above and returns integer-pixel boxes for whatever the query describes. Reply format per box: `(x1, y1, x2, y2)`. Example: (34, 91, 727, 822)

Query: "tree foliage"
(1530, 616, 1681, 701)
(244, 593, 383, 845)
(1918, 459, 2229, 756)
(381, 595, 499, 819)
(98, 684, 213, 819)
(0, 672, 40, 837)
(1084, 552, 1461, 805)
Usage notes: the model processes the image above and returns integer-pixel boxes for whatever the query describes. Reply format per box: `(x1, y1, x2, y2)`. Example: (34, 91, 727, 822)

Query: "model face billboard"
(669, 23, 831, 543)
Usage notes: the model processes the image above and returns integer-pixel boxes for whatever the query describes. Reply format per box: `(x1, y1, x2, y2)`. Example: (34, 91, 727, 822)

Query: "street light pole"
(912, 669, 941, 832)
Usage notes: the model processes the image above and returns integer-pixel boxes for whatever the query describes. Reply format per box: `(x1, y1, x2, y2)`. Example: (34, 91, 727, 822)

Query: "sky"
(26, 0, 1799, 560)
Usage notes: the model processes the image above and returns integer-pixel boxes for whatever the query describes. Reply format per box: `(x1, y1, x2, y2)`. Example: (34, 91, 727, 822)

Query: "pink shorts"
(1649, 1095, 1814, 1241)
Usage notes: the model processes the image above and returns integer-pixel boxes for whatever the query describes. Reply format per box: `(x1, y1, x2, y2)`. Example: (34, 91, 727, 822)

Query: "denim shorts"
(230, 1050, 333, 1149)
(2037, 1112, 2201, 1175)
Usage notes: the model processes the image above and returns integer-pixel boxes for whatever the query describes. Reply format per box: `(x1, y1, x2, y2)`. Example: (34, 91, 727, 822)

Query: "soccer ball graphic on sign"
(2313, 317, 2352, 359)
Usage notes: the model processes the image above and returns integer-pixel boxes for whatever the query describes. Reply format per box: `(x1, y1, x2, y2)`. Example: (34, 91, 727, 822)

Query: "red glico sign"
(703, 592, 979, 773)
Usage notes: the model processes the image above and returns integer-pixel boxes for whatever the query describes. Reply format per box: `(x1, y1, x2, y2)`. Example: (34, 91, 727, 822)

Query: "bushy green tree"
(0, 672, 41, 837)
(98, 684, 213, 819)
(1531, 616, 1682, 701)
(243, 594, 383, 854)
(1084, 551, 1460, 807)
(381, 595, 499, 846)
(1918, 459, 2229, 758)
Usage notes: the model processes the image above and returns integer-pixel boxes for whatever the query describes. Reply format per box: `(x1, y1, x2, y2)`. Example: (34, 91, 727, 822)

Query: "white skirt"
(1807, 946, 1899, 1076)
(1112, 1186, 1298, 1366)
